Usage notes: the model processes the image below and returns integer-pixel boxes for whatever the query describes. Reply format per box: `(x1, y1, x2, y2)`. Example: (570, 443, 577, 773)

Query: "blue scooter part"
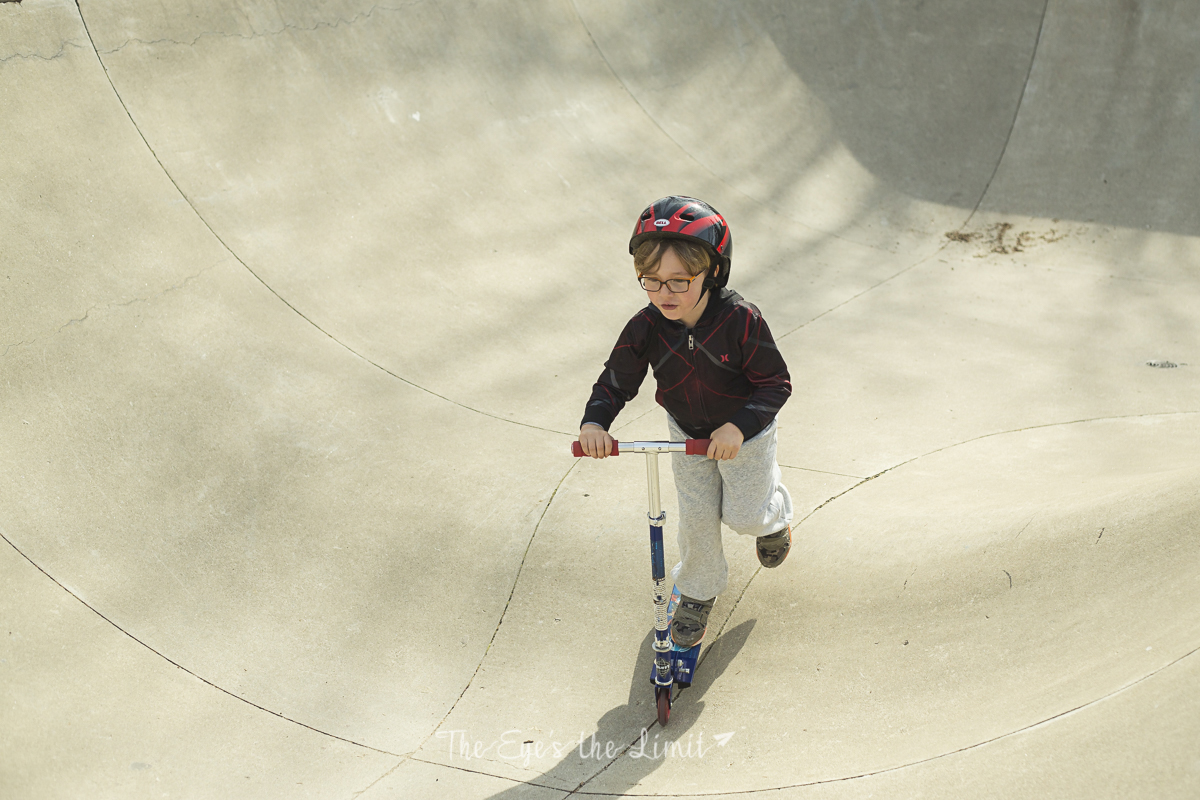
(672, 642, 701, 687)
(665, 584, 702, 687)
(648, 521, 673, 688)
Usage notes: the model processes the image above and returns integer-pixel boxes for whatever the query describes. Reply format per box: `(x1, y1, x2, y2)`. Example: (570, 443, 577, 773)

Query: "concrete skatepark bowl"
(3, 0, 1200, 797)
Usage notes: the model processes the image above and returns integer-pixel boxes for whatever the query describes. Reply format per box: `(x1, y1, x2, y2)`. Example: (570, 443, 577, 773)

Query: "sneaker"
(670, 594, 714, 648)
(756, 526, 791, 568)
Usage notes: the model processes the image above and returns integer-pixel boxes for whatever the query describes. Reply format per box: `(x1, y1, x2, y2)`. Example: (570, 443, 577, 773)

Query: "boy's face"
(642, 246, 709, 323)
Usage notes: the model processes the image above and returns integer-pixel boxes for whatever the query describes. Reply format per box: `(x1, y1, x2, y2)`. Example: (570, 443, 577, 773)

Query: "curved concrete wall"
(3, 1, 1199, 797)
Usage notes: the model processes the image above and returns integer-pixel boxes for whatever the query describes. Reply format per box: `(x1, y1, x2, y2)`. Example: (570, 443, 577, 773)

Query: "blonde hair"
(633, 238, 712, 277)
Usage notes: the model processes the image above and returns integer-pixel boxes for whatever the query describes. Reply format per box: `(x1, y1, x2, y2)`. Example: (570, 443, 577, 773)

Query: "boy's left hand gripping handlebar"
(572, 440, 620, 457)
(571, 439, 712, 457)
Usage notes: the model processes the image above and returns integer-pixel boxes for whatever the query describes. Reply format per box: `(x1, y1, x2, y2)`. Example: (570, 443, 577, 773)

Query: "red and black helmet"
(629, 196, 732, 288)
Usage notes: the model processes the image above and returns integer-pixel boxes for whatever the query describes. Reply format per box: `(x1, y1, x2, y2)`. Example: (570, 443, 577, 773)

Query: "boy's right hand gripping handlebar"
(571, 439, 712, 457)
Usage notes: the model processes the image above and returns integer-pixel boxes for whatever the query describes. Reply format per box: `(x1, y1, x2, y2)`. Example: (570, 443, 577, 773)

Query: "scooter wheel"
(655, 685, 671, 726)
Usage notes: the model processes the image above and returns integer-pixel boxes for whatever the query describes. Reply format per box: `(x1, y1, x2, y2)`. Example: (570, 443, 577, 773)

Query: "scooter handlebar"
(571, 440, 619, 457)
(571, 439, 712, 457)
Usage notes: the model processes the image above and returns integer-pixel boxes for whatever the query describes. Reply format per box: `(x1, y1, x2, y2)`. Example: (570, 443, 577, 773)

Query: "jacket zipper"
(687, 329, 711, 425)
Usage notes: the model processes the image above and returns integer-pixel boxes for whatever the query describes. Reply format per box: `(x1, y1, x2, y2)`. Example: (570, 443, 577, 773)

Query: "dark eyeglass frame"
(638, 273, 704, 293)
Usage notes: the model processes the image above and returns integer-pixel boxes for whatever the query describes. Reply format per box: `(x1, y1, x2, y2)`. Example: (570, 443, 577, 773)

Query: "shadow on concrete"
(746, 0, 1200, 236)
(738, 0, 1046, 210)
(485, 620, 755, 798)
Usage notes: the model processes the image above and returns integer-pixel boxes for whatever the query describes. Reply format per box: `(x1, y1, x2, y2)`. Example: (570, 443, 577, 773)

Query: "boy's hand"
(579, 424, 614, 458)
(707, 423, 744, 460)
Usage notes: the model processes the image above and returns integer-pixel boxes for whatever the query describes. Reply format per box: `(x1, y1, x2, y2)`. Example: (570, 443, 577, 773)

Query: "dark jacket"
(581, 288, 791, 440)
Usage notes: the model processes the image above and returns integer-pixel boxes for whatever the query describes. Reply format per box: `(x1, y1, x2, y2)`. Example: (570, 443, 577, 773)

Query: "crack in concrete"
(0, 39, 86, 63)
(405, 754, 573, 796)
(95, 1, 427, 55)
(2, 265, 217, 359)
(54, 264, 217, 334)
(778, 462, 865, 480)
(1, 339, 37, 358)
(776, 233, 958, 341)
(792, 410, 1200, 531)
(350, 755, 409, 798)
(563, 734, 643, 797)
(1014, 516, 1035, 540)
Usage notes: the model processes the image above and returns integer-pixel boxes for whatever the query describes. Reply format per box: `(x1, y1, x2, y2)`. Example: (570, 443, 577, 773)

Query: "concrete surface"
(2, 0, 1198, 797)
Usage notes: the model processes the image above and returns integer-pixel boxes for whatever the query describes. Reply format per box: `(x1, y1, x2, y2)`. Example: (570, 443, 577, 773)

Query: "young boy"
(578, 196, 793, 648)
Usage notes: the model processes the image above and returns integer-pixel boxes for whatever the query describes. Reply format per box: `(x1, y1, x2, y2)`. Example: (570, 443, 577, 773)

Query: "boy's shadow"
(485, 619, 756, 798)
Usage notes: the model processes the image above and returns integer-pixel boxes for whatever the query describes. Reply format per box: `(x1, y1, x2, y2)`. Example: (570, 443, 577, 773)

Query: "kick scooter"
(572, 436, 711, 726)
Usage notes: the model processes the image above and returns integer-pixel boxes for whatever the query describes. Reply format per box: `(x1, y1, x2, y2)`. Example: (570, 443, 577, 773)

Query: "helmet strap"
(693, 266, 717, 311)
(703, 262, 721, 289)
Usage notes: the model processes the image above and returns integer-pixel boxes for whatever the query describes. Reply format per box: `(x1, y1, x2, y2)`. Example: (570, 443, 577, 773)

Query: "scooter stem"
(646, 451, 673, 682)
(646, 452, 663, 523)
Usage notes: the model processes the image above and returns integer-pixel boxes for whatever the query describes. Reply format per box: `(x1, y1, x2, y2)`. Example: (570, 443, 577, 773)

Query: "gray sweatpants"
(668, 416, 793, 601)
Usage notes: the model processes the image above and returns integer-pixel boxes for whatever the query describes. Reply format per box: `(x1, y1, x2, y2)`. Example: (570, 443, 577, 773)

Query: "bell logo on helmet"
(654, 219, 669, 227)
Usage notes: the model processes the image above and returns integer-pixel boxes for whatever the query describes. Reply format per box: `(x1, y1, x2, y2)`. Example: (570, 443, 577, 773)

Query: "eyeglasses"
(639, 274, 703, 293)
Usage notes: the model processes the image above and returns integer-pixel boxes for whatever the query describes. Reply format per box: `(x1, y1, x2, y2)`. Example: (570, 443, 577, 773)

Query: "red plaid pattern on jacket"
(582, 289, 791, 440)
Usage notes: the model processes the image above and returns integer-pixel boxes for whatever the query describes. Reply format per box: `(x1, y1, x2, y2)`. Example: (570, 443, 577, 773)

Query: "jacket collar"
(646, 288, 740, 330)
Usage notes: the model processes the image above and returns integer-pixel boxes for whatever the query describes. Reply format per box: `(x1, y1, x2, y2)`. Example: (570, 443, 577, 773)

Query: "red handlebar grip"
(572, 440, 620, 457)
(686, 438, 712, 456)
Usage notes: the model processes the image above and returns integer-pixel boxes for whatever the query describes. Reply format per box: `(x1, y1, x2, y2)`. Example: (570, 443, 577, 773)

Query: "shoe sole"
(670, 629, 705, 648)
